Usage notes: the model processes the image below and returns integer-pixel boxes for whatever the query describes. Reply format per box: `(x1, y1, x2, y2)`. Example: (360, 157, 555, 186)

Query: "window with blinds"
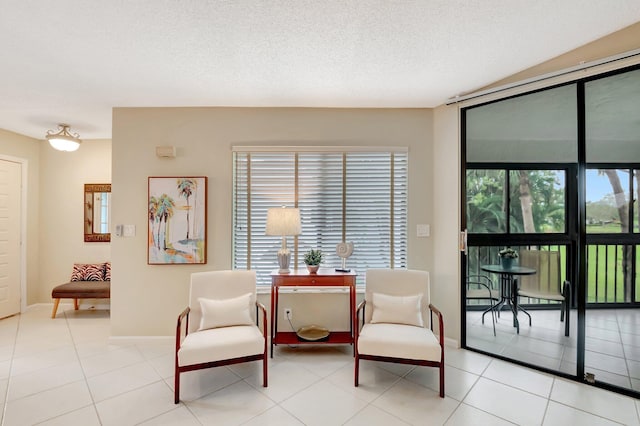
(233, 148, 408, 286)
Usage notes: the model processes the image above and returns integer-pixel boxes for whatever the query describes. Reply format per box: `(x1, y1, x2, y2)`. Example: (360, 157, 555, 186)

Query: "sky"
(586, 169, 627, 202)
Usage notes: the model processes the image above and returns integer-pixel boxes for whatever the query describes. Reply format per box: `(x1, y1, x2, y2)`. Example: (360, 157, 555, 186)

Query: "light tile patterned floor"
(467, 307, 640, 393)
(1, 305, 639, 425)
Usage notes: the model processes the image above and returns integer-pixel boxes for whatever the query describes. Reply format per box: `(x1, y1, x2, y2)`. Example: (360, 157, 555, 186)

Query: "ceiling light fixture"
(46, 123, 82, 151)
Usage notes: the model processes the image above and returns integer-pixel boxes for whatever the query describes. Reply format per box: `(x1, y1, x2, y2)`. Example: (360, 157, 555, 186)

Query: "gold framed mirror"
(84, 183, 111, 242)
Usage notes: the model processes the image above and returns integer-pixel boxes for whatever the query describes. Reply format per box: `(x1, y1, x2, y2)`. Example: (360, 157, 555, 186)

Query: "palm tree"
(517, 170, 535, 233)
(148, 196, 159, 247)
(177, 178, 195, 239)
(601, 169, 632, 301)
(467, 197, 506, 233)
(602, 170, 629, 231)
(466, 169, 507, 233)
(156, 194, 175, 250)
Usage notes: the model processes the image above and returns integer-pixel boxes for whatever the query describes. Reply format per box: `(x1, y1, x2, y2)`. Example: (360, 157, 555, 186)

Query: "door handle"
(459, 229, 468, 255)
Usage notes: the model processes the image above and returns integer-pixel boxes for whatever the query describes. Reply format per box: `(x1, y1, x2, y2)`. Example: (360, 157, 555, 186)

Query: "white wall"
(38, 139, 112, 302)
(433, 105, 462, 345)
(111, 107, 436, 336)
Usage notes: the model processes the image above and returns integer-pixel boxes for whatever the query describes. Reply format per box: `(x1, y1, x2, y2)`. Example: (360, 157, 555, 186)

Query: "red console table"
(270, 268, 356, 357)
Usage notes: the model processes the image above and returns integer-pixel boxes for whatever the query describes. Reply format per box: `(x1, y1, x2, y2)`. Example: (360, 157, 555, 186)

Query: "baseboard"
(445, 337, 459, 348)
(28, 301, 111, 310)
(26, 302, 462, 349)
(78, 302, 111, 310)
(25, 303, 53, 310)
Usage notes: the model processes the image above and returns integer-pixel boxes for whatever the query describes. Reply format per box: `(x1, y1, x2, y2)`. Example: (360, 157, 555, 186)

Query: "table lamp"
(266, 207, 301, 273)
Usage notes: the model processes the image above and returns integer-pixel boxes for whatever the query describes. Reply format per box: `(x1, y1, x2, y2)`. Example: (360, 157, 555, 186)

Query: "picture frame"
(148, 176, 207, 264)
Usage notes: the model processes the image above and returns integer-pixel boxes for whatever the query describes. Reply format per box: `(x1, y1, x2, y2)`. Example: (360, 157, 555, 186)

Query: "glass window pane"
(466, 84, 577, 163)
(509, 170, 565, 233)
(233, 150, 408, 286)
(466, 170, 505, 233)
(586, 169, 629, 234)
(586, 68, 640, 163)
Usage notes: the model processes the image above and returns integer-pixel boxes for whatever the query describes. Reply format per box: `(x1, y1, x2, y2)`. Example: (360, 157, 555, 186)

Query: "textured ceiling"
(1, 1, 639, 140)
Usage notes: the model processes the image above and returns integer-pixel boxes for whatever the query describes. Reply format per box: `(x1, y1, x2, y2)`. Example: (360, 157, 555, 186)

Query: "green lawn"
(586, 223, 624, 233)
(555, 233, 637, 303)
(586, 223, 638, 302)
(586, 244, 639, 303)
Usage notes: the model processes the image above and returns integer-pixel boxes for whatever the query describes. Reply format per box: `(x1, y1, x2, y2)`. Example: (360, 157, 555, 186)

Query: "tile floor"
(1, 305, 639, 425)
(467, 307, 640, 392)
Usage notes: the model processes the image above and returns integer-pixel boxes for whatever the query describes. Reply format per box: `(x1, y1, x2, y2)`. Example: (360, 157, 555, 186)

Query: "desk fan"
(335, 241, 354, 272)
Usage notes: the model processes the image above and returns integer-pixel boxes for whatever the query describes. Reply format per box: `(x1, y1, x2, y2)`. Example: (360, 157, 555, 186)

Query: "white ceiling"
(1, 1, 639, 140)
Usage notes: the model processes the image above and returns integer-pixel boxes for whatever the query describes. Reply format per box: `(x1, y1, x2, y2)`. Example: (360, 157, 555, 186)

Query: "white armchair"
(174, 270, 268, 404)
(355, 269, 445, 397)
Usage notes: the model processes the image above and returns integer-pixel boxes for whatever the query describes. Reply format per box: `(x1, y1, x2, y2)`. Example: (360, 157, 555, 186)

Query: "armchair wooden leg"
(174, 369, 180, 404)
(439, 362, 445, 398)
(263, 353, 268, 387)
(51, 299, 60, 318)
(354, 355, 360, 387)
(74, 298, 79, 310)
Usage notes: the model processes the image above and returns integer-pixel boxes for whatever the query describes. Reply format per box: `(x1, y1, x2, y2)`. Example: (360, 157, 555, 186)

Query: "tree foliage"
(466, 170, 564, 233)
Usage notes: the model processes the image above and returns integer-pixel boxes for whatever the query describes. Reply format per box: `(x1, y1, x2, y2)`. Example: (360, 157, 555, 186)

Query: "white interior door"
(0, 159, 21, 318)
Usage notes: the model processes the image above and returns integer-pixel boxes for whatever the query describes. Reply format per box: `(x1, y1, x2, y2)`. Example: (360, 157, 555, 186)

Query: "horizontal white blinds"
(233, 149, 408, 286)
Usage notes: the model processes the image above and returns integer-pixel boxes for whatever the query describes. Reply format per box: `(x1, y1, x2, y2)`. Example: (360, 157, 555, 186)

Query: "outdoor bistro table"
(480, 264, 536, 333)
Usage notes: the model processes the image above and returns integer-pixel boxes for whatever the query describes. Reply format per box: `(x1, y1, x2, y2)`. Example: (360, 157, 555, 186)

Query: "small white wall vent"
(155, 146, 176, 158)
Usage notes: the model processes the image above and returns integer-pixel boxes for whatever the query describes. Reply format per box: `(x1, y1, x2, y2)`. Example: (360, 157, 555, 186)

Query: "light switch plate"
(123, 225, 136, 237)
(417, 224, 430, 237)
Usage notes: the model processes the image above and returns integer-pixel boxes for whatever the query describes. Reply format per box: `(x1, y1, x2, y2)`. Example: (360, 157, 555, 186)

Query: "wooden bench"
(51, 281, 110, 318)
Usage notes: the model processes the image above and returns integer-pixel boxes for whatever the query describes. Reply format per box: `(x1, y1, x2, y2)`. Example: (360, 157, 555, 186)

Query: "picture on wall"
(148, 176, 207, 264)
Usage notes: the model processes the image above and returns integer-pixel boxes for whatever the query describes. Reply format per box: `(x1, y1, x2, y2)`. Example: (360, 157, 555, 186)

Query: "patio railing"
(466, 244, 639, 306)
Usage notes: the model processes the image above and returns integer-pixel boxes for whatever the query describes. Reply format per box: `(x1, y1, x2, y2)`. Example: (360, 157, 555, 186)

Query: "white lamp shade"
(48, 137, 81, 152)
(266, 207, 301, 236)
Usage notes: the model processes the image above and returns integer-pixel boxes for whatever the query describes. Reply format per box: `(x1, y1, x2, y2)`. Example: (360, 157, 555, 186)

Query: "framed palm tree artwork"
(148, 176, 207, 264)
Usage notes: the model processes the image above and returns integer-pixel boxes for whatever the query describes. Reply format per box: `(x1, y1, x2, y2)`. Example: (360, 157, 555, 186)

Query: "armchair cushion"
(357, 323, 441, 362)
(178, 325, 264, 367)
(51, 281, 110, 299)
(198, 292, 253, 331)
(370, 292, 424, 327)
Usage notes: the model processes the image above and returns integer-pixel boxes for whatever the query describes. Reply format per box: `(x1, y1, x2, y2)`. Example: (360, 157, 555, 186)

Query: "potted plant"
(498, 247, 518, 270)
(303, 249, 324, 274)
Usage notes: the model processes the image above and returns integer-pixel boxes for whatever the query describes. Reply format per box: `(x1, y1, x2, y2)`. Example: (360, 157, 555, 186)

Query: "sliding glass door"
(462, 64, 640, 396)
(583, 68, 640, 392)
